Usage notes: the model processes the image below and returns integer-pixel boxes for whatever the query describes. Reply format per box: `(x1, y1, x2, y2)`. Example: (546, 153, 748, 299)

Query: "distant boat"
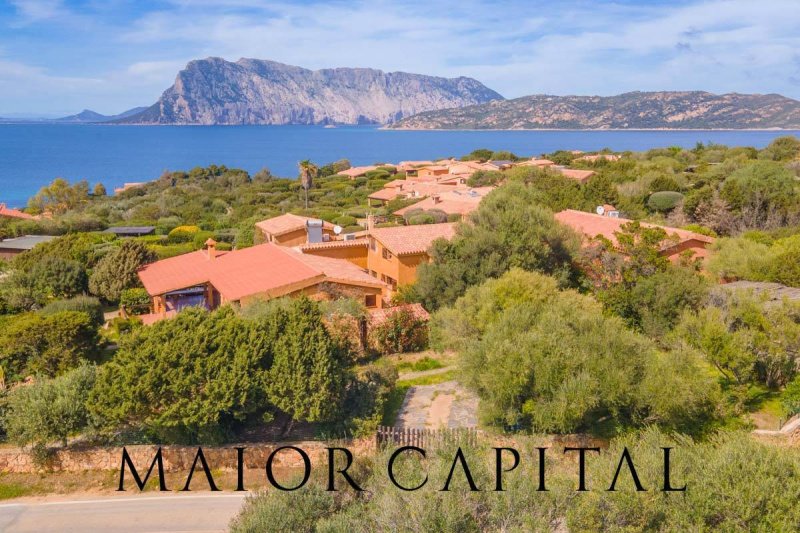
(324, 124, 337, 128)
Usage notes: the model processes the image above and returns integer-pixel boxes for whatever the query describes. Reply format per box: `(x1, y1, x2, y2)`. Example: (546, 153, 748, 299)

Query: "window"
(385, 276, 397, 289)
(365, 294, 377, 308)
(382, 248, 393, 260)
(369, 237, 376, 251)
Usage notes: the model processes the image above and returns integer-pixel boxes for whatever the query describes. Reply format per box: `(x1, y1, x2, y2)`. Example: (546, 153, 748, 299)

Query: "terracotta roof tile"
(368, 188, 402, 201)
(369, 223, 457, 255)
(0, 203, 34, 220)
(288, 248, 383, 287)
(554, 209, 715, 251)
(255, 214, 334, 237)
(394, 187, 494, 217)
(138, 242, 384, 300)
(299, 239, 369, 252)
(554, 168, 596, 183)
(338, 165, 394, 178)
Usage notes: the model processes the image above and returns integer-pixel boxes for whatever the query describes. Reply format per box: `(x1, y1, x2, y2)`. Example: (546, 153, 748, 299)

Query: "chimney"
(367, 214, 375, 231)
(204, 238, 218, 259)
(432, 194, 441, 204)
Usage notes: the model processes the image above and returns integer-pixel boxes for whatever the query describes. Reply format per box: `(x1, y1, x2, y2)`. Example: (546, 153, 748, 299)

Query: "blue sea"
(1, 124, 798, 208)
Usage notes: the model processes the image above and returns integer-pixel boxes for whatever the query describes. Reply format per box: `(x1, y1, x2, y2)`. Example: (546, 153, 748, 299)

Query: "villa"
(137, 239, 386, 323)
(299, 221, 458, 293)
(393, 187, 494, 218)
(363, 223, 457, 289)
(554, 209, 715, 263)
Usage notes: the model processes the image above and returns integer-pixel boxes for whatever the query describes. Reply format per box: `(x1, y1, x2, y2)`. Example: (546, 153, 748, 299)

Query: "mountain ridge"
(53, 107, 149, 123)
(388, 91, 800, 130)
(116, 57, 503, 125)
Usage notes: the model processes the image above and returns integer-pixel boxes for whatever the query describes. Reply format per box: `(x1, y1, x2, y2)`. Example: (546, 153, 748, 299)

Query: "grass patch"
(0, 481, 33, 500)
(397, 369, 457, 387)
(395, 356, 444, 373)
(382, 385, 410, 426)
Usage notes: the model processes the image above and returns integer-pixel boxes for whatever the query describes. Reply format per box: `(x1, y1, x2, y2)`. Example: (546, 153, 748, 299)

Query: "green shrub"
(89, 240, 157, 302)
(0, 311, 101, 382)
(369, 308, 429, 355)
(167, 225, 200, 243)
(334, 215, 357, 227)
(192, 230, 215, 249)
(647, 191, 684, 212)
(649, 175, 681, 192)
(408, 213, 436, 225)
(345, 208, 366, 218)
(782, 377, 800, 417)
(3, 364, 96, 454)
(108, 316, 143, 336)
(119, 288, 151, 315)
(39, 296, 104, 325)
(434, 269, 719, 433)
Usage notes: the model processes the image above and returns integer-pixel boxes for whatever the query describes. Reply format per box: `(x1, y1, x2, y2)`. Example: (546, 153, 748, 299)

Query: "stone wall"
(0, 438, 376, 474)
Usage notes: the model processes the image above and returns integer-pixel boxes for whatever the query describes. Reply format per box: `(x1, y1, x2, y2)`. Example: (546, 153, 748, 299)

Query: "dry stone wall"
(0, 439, 376, 473)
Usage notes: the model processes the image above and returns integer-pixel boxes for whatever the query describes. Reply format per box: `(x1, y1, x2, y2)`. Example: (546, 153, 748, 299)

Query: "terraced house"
(137, 239, 386, 323)
(555, 209, 715, 263)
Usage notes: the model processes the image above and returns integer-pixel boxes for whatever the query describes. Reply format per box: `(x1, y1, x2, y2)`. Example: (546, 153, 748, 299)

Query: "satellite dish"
(333, 225, 343, 235)
(595, 205, 605, 215)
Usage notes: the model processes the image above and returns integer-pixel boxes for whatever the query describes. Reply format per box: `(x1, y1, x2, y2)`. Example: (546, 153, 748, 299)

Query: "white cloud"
(2, 0, 800, 114)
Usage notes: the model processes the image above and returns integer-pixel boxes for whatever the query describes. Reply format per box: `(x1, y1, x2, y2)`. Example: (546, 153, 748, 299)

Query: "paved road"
(0, 493, 249, 532)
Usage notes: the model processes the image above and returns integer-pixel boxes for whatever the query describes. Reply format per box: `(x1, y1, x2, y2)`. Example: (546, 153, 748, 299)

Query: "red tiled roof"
(554, 168, 596, 183)
(138, 242, 384, 300)
(554, 209, 715, 250)
(255, 214, 334, 237)
(299, 239, 369, 252)
(398, 160, 435, 171)
(394, 187, 494, 217)
(0, 203, 34, 220)
(518, 158, 556, 167)
(385, 179, 408, 188)
(369, 223, 457, 256)
(368, 188, 402, 201)
(338, 165, 393, 178)
(368, 303, 430, 326)
(288, 248, 382, 287)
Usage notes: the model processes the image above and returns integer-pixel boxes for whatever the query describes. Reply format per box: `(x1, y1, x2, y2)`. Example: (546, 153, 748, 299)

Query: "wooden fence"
(376, 426, 480, 448)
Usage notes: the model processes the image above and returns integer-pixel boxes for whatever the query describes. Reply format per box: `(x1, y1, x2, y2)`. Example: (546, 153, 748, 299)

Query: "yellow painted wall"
(367, 237, 429, 287)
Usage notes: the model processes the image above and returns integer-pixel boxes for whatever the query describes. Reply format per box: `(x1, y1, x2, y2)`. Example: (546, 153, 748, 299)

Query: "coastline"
(1, 121, 798, 132)
(381, 126, 800, 132)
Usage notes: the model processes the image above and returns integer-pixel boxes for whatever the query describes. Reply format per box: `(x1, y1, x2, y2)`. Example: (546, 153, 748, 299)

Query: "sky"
(1, 0, 800, 116)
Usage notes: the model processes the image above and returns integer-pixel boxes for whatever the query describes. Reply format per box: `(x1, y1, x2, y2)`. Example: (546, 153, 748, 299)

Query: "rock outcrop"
(118, 57, 503, 125)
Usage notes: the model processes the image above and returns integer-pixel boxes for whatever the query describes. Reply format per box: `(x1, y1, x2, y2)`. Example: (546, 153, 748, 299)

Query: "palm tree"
(298, 160, 318, 209)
